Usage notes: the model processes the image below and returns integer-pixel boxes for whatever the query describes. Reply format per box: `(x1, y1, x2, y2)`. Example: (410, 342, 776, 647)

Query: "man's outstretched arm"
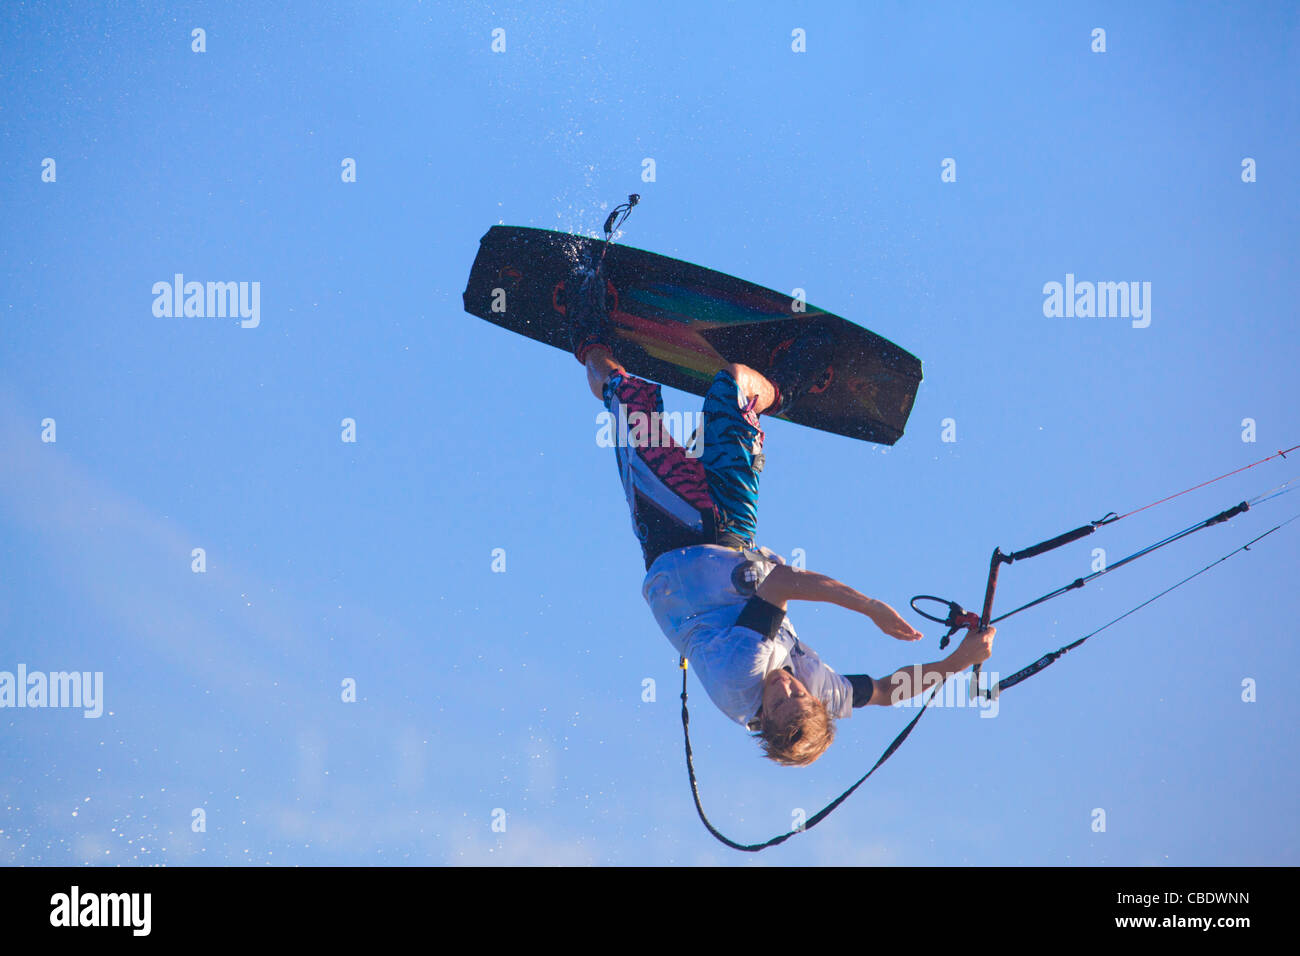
(858, 626, 996, 706)
(755, 564, 923, 642)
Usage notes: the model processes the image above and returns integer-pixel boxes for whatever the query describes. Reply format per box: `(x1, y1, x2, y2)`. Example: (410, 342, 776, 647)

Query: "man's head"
(755, 668, 835, 766)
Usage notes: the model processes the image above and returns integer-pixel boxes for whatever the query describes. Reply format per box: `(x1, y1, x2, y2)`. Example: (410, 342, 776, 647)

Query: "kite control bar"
(911, 546, 1006, 698)
(909, 595, 980, 648)
(910, 549, 1009, 644)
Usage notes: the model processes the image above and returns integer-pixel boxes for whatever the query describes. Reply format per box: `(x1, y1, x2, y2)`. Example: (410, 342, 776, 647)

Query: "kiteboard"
(462, 225, 922, 444)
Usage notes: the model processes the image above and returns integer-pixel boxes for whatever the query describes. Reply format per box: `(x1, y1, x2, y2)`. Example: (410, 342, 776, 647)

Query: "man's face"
(761, 668, 813, 730)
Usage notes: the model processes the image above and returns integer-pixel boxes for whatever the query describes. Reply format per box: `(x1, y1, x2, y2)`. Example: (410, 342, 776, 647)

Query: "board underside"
(463, 226, 922, 444)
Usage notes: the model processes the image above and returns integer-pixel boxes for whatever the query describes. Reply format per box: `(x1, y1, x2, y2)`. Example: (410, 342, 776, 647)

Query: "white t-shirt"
(642, 544, 853, 727)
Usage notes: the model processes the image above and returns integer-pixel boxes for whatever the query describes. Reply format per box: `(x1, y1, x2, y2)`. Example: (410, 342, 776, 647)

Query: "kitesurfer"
(566, 250, 995, 766)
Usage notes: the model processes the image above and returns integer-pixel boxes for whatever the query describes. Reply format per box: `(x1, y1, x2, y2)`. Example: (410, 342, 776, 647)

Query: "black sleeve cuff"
(847, 674, 875, 707)
(735, 597, 786, 640)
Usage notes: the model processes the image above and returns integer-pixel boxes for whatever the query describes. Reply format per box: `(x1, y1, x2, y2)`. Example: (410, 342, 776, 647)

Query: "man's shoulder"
(789, 644, 853, 718)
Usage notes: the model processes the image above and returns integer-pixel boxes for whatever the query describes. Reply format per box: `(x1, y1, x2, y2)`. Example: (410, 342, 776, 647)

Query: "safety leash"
(680, 657, 943, 852)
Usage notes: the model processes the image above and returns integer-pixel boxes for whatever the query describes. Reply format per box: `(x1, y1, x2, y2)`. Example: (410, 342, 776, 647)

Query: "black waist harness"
(638, 498, 748, 569)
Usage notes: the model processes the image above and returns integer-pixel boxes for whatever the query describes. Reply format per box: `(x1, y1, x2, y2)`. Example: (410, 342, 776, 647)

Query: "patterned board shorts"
(602, 368, 766, 569)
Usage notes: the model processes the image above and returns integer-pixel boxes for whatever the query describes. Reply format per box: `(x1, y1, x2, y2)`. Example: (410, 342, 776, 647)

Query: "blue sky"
(1, 1, 1296, 865)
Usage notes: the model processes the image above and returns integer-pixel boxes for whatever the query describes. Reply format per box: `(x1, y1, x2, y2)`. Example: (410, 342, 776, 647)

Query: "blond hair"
(757, 697, 835, 767)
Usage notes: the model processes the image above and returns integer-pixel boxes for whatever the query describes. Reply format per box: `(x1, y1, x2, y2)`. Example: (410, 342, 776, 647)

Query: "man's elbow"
(866, 678, 899, 706)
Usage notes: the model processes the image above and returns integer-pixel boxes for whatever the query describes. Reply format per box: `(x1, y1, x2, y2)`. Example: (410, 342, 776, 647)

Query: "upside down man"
(566, 250, 996, 766)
